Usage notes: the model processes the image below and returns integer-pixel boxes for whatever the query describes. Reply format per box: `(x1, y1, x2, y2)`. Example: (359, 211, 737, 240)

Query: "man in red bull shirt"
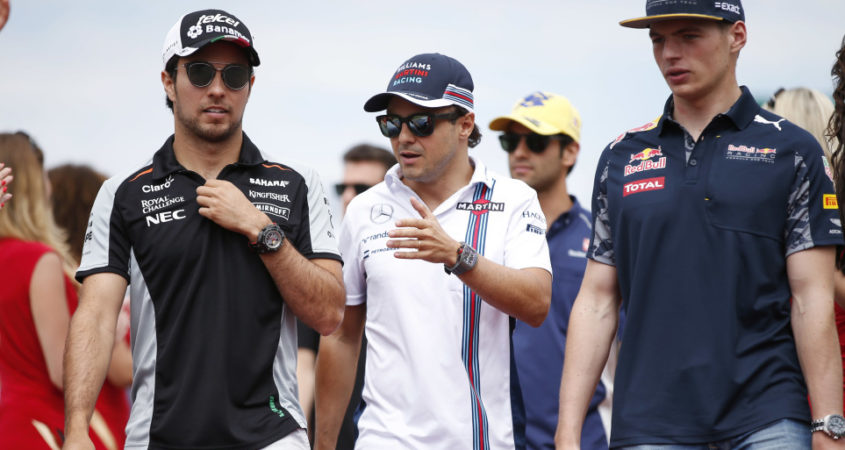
(556, 1, 845, 449)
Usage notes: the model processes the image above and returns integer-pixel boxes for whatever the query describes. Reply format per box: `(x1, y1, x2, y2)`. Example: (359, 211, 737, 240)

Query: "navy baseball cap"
(620, 0, 744, 28)
(364, 53, 474, 113)
(162, 9, 260, 68)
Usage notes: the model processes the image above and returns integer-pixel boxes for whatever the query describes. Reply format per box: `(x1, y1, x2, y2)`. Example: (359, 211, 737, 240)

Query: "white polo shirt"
(339, 158, 551, 450)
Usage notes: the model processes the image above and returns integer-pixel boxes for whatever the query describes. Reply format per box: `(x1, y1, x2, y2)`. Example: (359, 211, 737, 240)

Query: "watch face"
(829, 415, 845, 436)
(265, 229, 284, 249)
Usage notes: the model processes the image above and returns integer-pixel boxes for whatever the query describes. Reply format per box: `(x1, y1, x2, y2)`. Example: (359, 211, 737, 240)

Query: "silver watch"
(444, 242, 478, 276)
(811, 414, 845, 440)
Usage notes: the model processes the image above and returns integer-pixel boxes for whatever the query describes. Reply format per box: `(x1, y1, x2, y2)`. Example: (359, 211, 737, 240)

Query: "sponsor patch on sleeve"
(824, 194, 839, 209)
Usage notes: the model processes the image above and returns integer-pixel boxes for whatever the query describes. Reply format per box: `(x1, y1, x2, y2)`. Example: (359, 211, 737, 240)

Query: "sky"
(2, 0, 844, 214)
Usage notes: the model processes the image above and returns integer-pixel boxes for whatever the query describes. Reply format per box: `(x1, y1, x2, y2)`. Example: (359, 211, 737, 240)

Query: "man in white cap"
(315, 53, 551, 450)
(63, 9, 344, 449)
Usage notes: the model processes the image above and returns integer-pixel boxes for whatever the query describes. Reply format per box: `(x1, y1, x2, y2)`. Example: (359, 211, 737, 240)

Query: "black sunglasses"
(182, 61, 251, 90)
(499, 133, 563, 153)
(376, 110, 464, 138)
(334, 183, 371, 196)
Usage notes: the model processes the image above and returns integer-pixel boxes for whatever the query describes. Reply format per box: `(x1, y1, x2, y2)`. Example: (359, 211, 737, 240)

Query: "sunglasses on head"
(334, 183, 371, 196)
(376, 110, 464, 138)
(182, 61, 251, 91)
(499, 133, 564, 154)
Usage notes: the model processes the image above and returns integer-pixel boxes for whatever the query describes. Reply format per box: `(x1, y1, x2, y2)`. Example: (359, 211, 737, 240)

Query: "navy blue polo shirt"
(513, 197, 611, 449)
(588, 87, 843, 446)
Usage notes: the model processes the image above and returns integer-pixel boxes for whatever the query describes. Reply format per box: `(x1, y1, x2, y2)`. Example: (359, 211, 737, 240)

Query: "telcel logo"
(146, 209, 186, 227)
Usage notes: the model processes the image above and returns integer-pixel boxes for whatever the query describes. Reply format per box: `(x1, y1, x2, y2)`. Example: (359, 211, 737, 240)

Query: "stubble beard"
(174, 104, 242, 143)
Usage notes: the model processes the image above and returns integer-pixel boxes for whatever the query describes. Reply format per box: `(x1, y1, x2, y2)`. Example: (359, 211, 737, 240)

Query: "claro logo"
(146, 209, 186, 227)
(142, 176, 174, 193)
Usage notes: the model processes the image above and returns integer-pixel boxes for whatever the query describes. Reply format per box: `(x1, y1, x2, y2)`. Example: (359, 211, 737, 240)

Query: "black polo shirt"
(78, 133, 340, 449)
(589, 87, 842, 446)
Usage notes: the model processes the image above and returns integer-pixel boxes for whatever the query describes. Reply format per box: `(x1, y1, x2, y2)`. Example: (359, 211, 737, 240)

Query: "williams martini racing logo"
(726, 144, 776, 163)
(457, 199, 505, 215)
(625, 147, 666, 176)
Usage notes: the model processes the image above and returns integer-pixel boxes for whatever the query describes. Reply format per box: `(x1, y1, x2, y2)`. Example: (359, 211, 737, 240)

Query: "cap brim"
(364, 92, 459, 112)
(175, 36, 261, 66)
(619, 13, 726, 28)
(488, 114, 561, 136)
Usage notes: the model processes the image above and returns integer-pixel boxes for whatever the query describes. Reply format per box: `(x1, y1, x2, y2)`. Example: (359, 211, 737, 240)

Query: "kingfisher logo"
(623, 177, 665, 197)
(457, 199, 505, 215)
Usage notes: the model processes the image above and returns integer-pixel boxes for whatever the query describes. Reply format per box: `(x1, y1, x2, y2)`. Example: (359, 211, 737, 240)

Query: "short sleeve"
(588, 149, 615, 265)
(300, 165, 341, 260)
(503, 185, 552, 273)
(76, 177, 132, 282)
(784, 148, 844, 256)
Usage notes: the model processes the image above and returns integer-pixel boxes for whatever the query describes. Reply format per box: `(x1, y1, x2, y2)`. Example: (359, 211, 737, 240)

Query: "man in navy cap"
(556, 1, 845, 449)
(314, 53, 552, 449)
(63, 9, 345, 449)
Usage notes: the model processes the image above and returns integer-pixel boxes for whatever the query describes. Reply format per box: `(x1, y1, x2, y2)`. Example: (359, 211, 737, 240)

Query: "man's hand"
(387, 197, 461, 266)
(196, 179, 270, 240)
(0, 163, 12, 207)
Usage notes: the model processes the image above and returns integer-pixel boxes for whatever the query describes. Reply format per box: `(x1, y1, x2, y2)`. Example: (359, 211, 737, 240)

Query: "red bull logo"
(609, 116, 661, 149)
(756, 148, 776, 155)
(629, 147, 663, 163)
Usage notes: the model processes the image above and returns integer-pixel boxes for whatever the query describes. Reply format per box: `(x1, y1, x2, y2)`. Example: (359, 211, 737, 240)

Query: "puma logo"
(754, 115, 786, 131)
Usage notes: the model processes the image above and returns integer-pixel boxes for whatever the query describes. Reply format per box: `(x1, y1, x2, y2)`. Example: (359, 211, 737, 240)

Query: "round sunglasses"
(376, 110, 464, 138)
(499, 133, 565, 153)
(334, 183, 371, 196)
(182, 61, 252, 91)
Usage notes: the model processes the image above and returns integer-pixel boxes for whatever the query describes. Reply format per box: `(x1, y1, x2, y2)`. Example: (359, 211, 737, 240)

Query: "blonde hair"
(0, 133, 77, 280)
(763, 88, 836, 159)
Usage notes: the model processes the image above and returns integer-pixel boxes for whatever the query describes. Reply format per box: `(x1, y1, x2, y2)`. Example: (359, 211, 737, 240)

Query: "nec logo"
(146, 209, 186, 227)
(714, 2, 741, 14)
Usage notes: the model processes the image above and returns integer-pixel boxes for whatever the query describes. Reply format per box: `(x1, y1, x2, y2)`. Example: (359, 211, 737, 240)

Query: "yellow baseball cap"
(488, 91, 581, 142)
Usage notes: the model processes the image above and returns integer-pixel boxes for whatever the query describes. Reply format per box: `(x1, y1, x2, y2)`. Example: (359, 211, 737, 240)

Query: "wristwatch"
(444, 242, 478, 276)
(811, 414, 845, 439)
(250, 223, 285, 254)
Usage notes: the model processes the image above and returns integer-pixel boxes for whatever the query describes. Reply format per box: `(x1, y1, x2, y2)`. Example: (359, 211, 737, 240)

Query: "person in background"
(0, 162, 11, 207)
(829, 36, 845, 411)
(0, 132, 121, 449)
(48, 164, 133, 448)
(297, 143, 394, 447)
(556, 0, 845, 447)
(490, 91, 617, 449)
(0, 0, 9, 32)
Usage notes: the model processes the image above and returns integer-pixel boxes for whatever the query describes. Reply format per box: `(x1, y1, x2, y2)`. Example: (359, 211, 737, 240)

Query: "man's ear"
(162, 70, 176, 104)
(562, 141, 580, 169)
(459, 112, 475, 139)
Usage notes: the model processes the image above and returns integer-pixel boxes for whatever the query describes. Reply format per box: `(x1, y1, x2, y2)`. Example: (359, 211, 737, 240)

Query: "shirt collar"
(150, 132, 264, 180)
(658, 86, 760, 135)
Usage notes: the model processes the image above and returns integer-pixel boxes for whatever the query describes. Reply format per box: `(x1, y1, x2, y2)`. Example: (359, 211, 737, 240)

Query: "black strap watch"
(250, 223, 285, 254)
(812, 414, 845, 440)
(444, 242, 478, 276)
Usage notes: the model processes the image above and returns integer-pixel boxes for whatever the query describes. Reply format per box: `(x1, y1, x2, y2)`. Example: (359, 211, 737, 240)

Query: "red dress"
(0, 238, 129, 449)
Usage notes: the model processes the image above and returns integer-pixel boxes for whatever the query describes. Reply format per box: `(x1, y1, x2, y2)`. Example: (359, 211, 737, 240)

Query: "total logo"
(142, 176, 174, 193)
(623, 177, 665, 197)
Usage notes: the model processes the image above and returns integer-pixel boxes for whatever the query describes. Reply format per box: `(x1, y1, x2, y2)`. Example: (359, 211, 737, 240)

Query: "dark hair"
(343, 144, 396, 171)
(830, 36, 845, 270)
(453, 106, 482, 148)
(47, 164, 108, 262)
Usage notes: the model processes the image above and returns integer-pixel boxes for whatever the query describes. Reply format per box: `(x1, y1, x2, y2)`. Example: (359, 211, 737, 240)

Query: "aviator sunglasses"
(376, 110, 464, 138)
(334, 183, 371, 196)
(499, 133, 564, 154)
(182, 61, 251, 90)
